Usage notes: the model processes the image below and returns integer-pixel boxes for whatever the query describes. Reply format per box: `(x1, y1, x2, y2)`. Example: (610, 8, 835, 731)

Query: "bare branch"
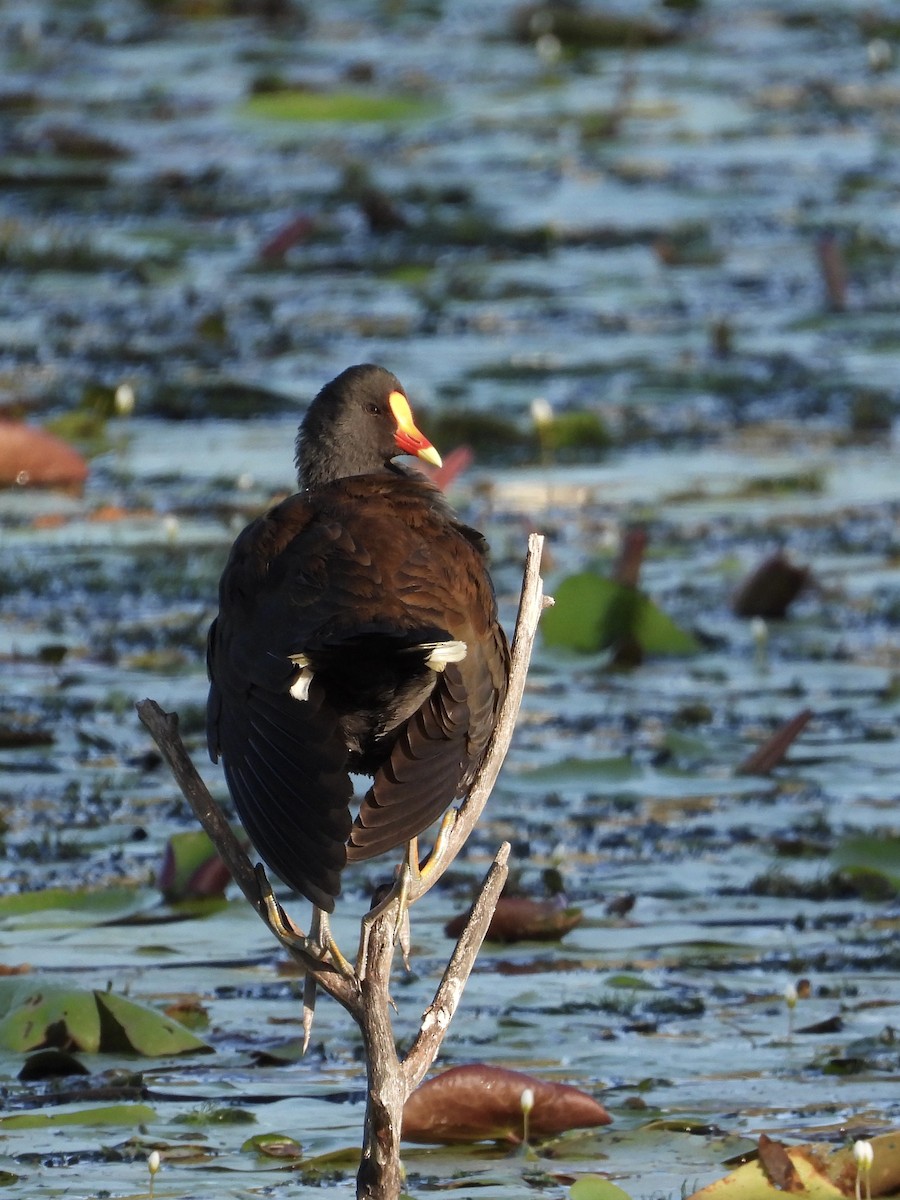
(136, 701, 260, 906)
(403, 841, 510, 1090)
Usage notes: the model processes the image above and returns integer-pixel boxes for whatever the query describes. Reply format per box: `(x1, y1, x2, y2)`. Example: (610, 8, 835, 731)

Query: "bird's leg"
(355, 809, 458, 979)
(356, 862, 413, 979)
(309, 905, 355, 977)
(257, 864, 307, 948)
(255, 865, 353, 975)
(413, 808, 457, 882)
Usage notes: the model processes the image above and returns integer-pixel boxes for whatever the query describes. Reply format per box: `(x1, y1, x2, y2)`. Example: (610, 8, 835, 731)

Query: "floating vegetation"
(243, 90, 438, 123)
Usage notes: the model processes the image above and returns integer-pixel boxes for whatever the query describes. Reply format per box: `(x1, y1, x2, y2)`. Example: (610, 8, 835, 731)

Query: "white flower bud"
(853, 1140, 873, 1170)
(114, 383, 136, 416)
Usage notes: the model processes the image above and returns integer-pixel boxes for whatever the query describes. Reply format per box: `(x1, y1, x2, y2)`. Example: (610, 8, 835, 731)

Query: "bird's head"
(296, 363, 442, 489)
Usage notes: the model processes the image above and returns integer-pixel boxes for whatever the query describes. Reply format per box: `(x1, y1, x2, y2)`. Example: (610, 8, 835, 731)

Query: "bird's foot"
(257, 864, 308, 948)
(356, 865, 412, 980)
(255, 868, 356, 1053)
(255, 866, 353, 976)
(354, 811, 458, 979)
(309, 906, 355, 977)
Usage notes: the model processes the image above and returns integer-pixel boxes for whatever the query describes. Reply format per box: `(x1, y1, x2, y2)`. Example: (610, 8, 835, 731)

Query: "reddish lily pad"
(157, 831, 232, 902)
(0, 420, 89, 491)
(732, 552, 811, 619)
(445, 896, 583, 943)
(402, 1064, 612, 1145)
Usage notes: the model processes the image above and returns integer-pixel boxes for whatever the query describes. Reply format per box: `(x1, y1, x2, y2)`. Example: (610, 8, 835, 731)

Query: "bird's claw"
(255, 864, 353, 976)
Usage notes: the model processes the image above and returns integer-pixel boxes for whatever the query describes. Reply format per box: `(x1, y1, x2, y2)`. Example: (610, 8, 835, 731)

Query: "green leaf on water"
(605, 974, 655, 991)
(243, 91, 437, 123)
(0, 980, 101, 1053)
(521, 755, 637, 782)
(542, 572, 699, 656)
(156, 829, 232, 902)
(242, 1132, 303, 1158)
(0, 1103, 157, 1130)
(832, 834, 900, 892)
(0, 886, 152, 924)
(571, 1176, 633, 1200)
(0, 980, 212, 1056)
(96, 990, 213, 1056)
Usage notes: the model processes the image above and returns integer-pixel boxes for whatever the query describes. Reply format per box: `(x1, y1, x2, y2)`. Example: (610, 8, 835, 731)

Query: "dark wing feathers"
(207, 473, 509, 907)
(213, 676, 353, 911)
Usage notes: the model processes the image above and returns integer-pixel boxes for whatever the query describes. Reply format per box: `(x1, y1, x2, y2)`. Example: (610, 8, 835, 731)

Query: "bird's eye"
(365, 402, 381, 416)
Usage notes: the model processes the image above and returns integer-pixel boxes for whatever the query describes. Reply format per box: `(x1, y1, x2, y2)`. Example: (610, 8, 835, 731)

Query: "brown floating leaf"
(736, 708, 812, 776)
(402, 1063, 611, 1144)
(758, 1133, 802, 1192)
(157, 831, 232, 902)
(0, 421, 89, 492)
(816, 230, 848, 313)
(795, 1014, 843, 1035)
(732, 551, 811, 619)
(444, 895, 583, 943)
(259, 213, 314, 261)
(613, 526, 647, 590)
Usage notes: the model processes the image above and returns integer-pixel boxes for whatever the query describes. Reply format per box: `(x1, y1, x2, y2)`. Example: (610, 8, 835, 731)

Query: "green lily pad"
(832, 834, 900, 892)
(243, 91, 436, 123)
(156, 830, 232, 902)
(242, 1132, 303, 1159)
(521, 755, 637, 782)
(0, 1103, 156, 1130)
(571, 1177, 634, 1200)
(0, 980, 101, 1052)
(96, 991, 212, 1057)
(542, 572, 699, 656)
(0, 980, 211, 1056)
(0, 886, 153, 924)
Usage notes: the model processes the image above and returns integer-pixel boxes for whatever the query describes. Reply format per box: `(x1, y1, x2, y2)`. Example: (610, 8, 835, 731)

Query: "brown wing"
(346, 513, 510, 863)
(206, 496, 355, 912)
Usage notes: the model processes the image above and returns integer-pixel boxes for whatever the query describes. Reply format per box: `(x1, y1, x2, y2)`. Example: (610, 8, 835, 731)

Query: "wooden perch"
(137, 532, 548, 1200)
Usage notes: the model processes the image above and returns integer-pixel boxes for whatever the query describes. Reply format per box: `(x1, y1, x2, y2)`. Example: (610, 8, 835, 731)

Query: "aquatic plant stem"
(137, 532, 547, 1200)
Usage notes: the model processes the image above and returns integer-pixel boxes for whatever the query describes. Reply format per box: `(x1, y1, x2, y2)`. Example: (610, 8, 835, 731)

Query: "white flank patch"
(288, 654, 313, 701)
(424, 640, 468, 671)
